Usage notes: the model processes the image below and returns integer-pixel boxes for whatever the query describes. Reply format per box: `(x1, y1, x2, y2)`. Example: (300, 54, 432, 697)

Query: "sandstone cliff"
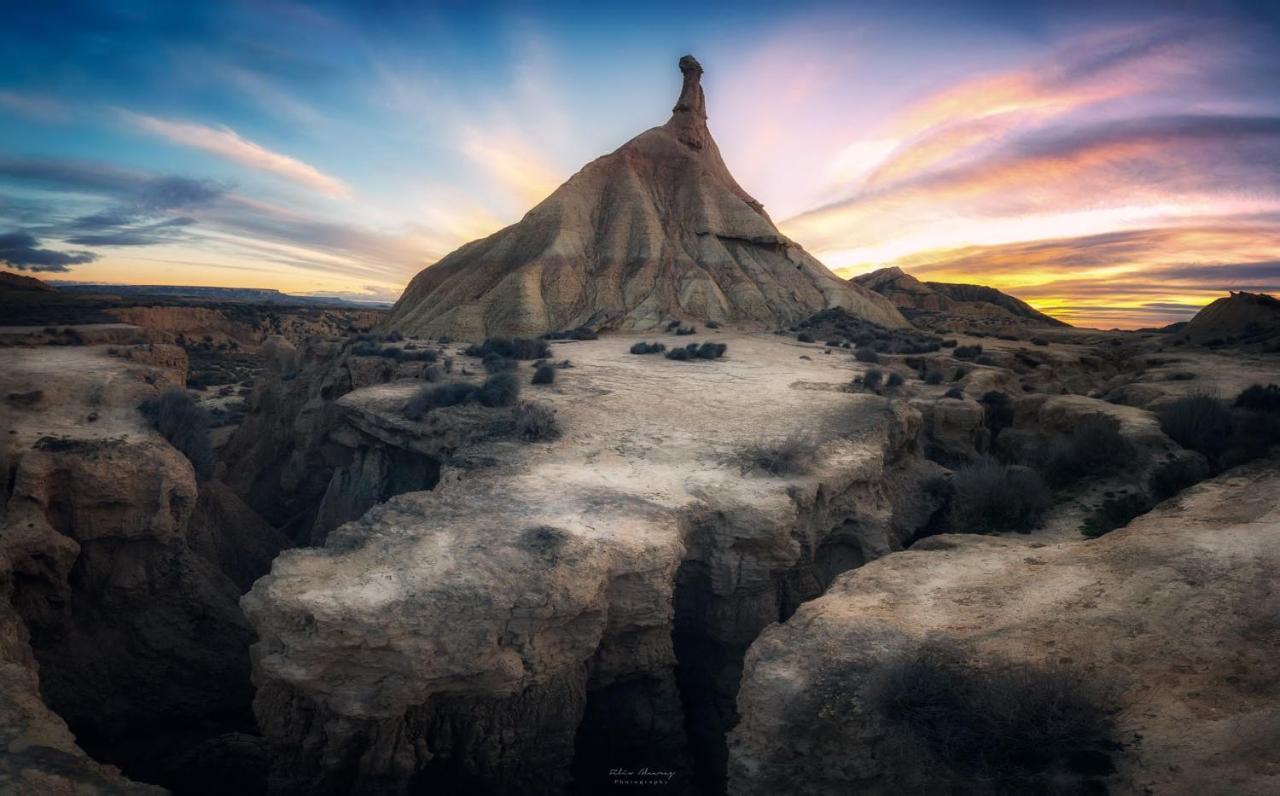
(385, 57, 906, 339)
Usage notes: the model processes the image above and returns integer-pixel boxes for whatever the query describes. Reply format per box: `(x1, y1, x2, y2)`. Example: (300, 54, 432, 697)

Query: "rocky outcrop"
(0, 344, 283, 792)
(385, 57, 905, 339)
(1178, 291, 1280, 347)
(241, 333, 944, 793)
(728, 461, 1280, 795)
(853, 266, 1066, 331)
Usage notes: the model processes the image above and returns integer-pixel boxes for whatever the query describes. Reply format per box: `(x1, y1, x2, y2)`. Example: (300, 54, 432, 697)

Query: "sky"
(1, 1, 1278, 328)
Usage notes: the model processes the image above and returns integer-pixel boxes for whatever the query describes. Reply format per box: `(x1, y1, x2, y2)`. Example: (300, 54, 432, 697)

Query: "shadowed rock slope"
(854, 266, 1066, 331)
(386, 56, 905, 339)
(1178, 291, 1280, 347)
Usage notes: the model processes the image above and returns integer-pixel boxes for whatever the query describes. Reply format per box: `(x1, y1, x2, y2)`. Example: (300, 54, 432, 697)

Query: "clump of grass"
(731, 433, 819, 476)
(953, 344, 983, 360)
(630, 341, 667, 355)
(797, 332, 815, 343)
(138, 389, 215, 479)
(532, 364, 556, 384)
(949, 457, 1051, 533)
(513, 401, 560, 441)
(675, 325, 697, 336)
(944, 386, 965, 399)
(867, 643, 1115, 790)
(475, 372, 521, 407)
(863, 369, 884, 391)
(887, 372, 905, 388)
(1235, 383, 1280, 412)
(924, 369, 944, 385)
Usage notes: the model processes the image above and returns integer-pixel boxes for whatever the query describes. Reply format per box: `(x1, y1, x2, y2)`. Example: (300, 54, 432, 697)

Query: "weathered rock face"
(728, 461, 1280, 795)
(241, 333, 944, 794)
(0, 344, 282, 792)
(853, 266, 1067, 331)
(385, 57, 906, 339)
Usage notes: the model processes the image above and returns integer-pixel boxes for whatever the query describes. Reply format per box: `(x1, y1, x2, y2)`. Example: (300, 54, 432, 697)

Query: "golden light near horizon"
(1, 4, 1277, 327)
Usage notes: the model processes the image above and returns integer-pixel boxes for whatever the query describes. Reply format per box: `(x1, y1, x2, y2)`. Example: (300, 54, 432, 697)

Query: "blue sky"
(1, 0, 1278, 326)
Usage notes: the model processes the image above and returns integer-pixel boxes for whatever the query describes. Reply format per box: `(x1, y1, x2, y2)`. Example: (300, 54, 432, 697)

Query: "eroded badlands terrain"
(4, 307, 1278, 794)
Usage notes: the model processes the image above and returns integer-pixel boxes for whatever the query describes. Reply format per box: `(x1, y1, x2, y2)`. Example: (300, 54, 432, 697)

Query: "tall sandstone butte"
(385, 55, 907, 338)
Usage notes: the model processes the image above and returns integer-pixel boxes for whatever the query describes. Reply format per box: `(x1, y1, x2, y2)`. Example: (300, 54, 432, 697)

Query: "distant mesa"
(385, 55, 906, 339)
(853, 266, 1068, 330)
(1179, 290, 1280, 346)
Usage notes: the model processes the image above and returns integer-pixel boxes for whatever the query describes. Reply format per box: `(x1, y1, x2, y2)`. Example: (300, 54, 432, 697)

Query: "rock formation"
(1178, 291, 1280, 346)
(241, 333, 943, 793)
(854, 266, 1066, 331)
(385, 56, 906, 338)
(728, 461, 1280, 795)
(0, 344, 285, 792)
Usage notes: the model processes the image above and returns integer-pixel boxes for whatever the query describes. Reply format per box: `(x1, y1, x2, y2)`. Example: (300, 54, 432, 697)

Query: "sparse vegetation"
(731, 432, 818, 476)
(863, 369, 884, 390)
(464, 337, 551, 360)
(483, 354, 518, 373)
(665, 341, 727, 361)
(1157, 394, 1233, 464)
(630, 341, 667, 355)
(980, 391, 1013, 441)
(1043, 414, 1137, 487)
(887, 371, 905, 388)
(138, 389, 215, 479)
(924, 369, 944, 385)
(797, 332, 815, 343)
(949, 458, 1051, 533)
(1148, 455, 1208, 501)
(953, 344, 983, 360)
(532, 364, 557, 384)
(675, 325, 697, 336)
(475, 372, 521, 407)
(543, 327, 597, 341)
(867, 643, 1114, 790)
(1081, 491, 1151, 538)
(1031, 337, 1049, 346)
(944, 386, 965, 399)
(513, 401, 560, 441)
(403, 382, 476, 419)
(854, 347, 879, 363)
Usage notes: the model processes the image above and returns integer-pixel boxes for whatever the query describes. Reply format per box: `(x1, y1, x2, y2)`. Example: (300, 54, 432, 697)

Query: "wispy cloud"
(0, 90, 67, 123)
(119, 111, 350, 197)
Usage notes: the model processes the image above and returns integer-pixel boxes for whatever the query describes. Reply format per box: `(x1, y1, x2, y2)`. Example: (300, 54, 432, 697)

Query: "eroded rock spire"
(668, 55, 708, 149)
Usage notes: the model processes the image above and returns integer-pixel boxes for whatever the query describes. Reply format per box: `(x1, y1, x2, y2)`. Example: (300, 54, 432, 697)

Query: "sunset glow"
(1, 2, 1277, 326)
